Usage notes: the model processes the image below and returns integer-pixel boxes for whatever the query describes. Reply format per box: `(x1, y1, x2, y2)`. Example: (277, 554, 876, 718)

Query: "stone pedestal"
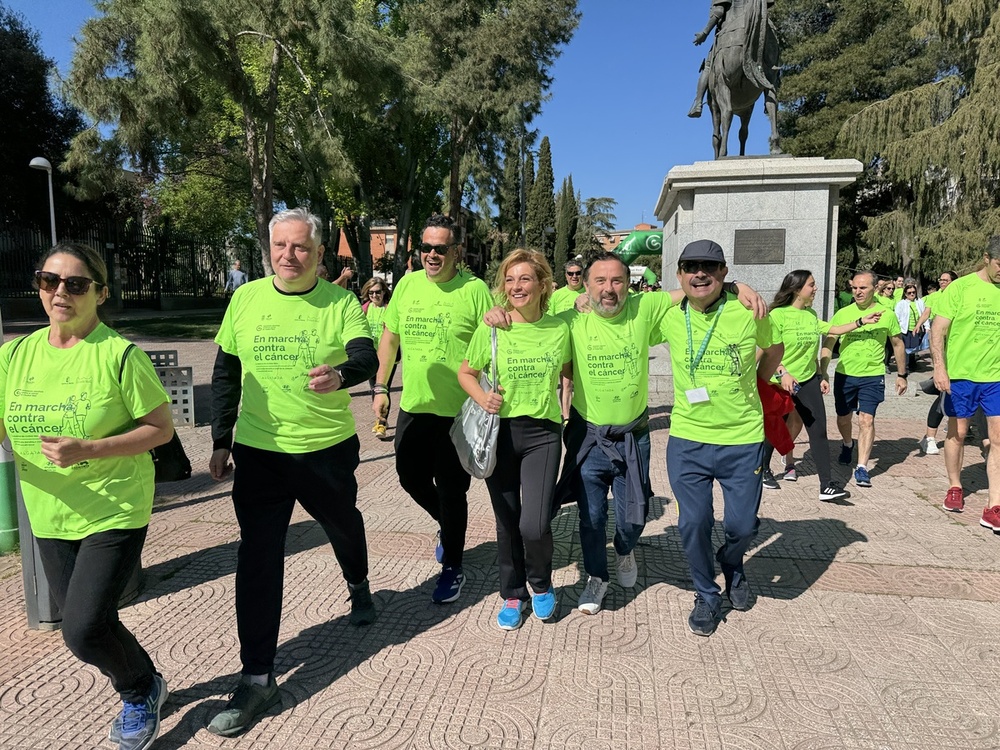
(654, 156, 862, 319)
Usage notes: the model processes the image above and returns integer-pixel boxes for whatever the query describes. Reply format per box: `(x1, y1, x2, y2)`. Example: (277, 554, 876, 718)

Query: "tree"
(525, 136, 556, 261)
(497, 139, 521, 252)
(554, 174, 576, 271)
(521, 152, 535, 245)
(575, 196, 617, 262)
(0, 3, 86, 229)
(837, 2, 1000, 275)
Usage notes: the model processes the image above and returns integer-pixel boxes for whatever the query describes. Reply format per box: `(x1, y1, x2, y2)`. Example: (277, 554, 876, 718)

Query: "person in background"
(548, 260, 586, 314)
(361, 276, 395, 440)
(765, 270, 882, 502)
(0, 243, 174, 750)
(459, 249, 571, 630)
(915, 271, 957, 454)
(225, 259, 248, 293)
(894, 283, 925, 372)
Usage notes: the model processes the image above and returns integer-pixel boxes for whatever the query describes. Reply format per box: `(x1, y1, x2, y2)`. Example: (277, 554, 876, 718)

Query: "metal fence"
(0, 220, 262, 310)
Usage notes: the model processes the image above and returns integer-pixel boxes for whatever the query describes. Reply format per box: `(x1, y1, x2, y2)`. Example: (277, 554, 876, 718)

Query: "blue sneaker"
(531, 587, 558, 621)
(110, 674, 168, 744)
(854, 465, 871, 487)
(431, 566, 465, 604)
(838, 440, 856, 465)
(496, 598, 525, 630)
(435, 530, 444, 564)
(117, 673, 168, 750)
(688, 595, 721, 637)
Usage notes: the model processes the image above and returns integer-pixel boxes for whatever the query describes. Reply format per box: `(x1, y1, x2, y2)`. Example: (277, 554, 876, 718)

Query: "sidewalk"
(1, 335, 999, 749)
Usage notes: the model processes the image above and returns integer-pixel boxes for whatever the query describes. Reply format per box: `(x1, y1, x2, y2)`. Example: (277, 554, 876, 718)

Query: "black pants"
(231, 437, 368, 675)
(927, 394, 945, 430)
(395, 410, 471, 568)
(764, 375, 834, 487)
(36, 527, 155, 703)
(484, 417, 562, 600)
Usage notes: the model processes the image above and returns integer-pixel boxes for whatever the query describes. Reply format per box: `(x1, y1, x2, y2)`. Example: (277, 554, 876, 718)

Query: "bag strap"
(490, 326, 498, 388)
(119, 343, 137, 384)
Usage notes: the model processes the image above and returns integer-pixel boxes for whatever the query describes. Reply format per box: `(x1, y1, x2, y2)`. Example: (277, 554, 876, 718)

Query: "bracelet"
(856, 318, 864, 327)
(372, 384, 389, 395)
(897, 372, 907, 378)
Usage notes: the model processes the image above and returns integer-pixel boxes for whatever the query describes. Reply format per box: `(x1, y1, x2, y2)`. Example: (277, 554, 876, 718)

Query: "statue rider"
(688, 0, 775, 119)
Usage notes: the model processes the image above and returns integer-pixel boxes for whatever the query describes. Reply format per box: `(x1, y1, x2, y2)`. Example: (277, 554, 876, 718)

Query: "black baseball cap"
(678, 239, 726, 265)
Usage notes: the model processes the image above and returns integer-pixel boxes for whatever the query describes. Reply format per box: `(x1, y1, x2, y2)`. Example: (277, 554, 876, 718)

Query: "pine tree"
(554, 174, 575, 273)
(520, 153, 535, 247)
(498, 140, 520, 252)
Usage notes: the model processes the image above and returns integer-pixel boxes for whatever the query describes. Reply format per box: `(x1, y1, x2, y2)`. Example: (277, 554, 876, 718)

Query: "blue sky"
(8, 0, 771, 230)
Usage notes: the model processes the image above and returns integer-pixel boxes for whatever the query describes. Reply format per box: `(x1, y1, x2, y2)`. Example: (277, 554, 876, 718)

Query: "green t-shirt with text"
(768, 305, 830, 383)
(549, 285, 585, 315)
(383, 270, 494, 416)
(828, 302, 901, 376)
(0, 325, 168, 540)
(215, 278, 371, 453)
(465, 315, 571, 423)
(663, 293, 773, 445)
(559, 292, 673, 425)
(934, 273, 1000, 381)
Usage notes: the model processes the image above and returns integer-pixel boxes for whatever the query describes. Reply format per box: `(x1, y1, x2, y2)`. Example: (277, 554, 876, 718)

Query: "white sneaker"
(616, 551, 638, 588)
(576, 576, 608, 615)
(920, 436, 940, 455)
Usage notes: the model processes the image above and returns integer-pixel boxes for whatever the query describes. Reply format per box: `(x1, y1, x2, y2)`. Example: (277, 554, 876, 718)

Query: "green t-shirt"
(383, 270, 493, 416)
(215, 278, 372, 453)
(464, 315, 571, 423)
(875, 295, 896, 310)
(923, 290, 941, 321)
(0, 325, 169, 540)
(933, 272, 1000, 381)
(767, 305, 830, 383)
(549, 285, 585, 315)
(828, 301, 901, 376)
(559, 292, 673, 425)
(663, 293, 773, 446)
(892, 287, 904, 302)
(365, 303, 388, 348)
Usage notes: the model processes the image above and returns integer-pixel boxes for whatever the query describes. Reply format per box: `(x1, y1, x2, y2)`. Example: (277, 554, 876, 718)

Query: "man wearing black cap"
(661, 239, 784, 636)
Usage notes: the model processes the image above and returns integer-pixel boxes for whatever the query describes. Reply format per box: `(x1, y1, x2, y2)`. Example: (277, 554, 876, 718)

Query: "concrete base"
(655, 156, 862, 319)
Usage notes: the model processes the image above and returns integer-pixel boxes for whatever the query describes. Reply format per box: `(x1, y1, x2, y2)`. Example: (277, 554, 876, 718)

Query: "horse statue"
(689, 0, 781, 159)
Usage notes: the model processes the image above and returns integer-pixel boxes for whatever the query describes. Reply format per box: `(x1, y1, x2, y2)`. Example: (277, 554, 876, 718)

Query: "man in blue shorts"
(821, 271, 908, 487)
(931, 238, 1000, 525)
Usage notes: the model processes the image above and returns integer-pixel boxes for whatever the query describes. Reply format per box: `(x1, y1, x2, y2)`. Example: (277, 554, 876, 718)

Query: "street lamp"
(29, 157, 57, 247)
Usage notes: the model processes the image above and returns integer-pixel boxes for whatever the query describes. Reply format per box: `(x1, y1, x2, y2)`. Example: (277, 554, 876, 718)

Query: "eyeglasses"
(370, 289, 384, 296)
(34, 270, 101, 295)
(679, 260, 723, 274)
(419, 243, 453, 254)
(905, 289, 917, 295)
(566, 271, 582, 277)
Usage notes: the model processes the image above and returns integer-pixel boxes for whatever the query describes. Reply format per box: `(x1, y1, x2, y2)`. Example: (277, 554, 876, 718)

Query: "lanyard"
(684, 297, 726, 385)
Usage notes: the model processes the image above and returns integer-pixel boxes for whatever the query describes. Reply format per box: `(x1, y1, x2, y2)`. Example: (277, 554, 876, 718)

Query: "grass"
(110, 312, 225, 340)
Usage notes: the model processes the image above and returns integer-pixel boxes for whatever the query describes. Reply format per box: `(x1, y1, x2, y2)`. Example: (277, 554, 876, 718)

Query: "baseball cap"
(678, 239, 726, 265)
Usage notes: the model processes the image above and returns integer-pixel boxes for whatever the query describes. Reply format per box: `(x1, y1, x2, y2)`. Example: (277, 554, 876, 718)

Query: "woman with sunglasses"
(765, 270, 882, 502)
(458, 249, 571, 630)
(894, 283, 925, 373)
(361, 277, 395, 440)
(0, 244, 174, 750)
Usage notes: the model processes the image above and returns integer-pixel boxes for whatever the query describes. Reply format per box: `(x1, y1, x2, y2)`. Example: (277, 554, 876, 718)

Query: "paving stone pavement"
(1, 334, 999, 749)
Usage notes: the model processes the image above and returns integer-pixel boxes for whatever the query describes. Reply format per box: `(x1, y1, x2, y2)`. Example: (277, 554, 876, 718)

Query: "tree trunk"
(245, 45, 281, 275)
(448, 114, 462, 223)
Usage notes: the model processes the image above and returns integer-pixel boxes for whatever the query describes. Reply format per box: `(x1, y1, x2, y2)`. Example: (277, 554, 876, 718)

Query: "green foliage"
(553, 174, 575, 272)
(498, 139, 521, 247)
(575, 196, 617, 263)
(525, 136, 555, 261)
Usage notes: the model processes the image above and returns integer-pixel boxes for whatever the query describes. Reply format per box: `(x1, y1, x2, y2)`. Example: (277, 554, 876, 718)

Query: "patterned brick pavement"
(1, 333, 998, 749)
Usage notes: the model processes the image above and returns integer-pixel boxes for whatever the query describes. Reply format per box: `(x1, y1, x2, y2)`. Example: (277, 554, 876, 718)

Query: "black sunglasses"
(566, 270, 582, 277)
(34, 270, 101, 296)
(419, 243, 453, 254)
(679, 260, 723, 274)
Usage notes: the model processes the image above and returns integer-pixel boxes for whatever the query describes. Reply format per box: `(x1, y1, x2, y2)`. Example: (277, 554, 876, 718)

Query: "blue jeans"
(576, 429, 651, 580)
(666, 437, 763, 610)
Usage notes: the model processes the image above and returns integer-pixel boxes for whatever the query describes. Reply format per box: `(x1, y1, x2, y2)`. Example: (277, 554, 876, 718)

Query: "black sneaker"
(348, 579, 376, 627)
(716, 546, 751, 611)
(688, 595, 720, 636)
(207, 676, 280, 737)
(819, 483, 850, 502)
(762, 469, 780, 490)
(838, 440, 856, 465)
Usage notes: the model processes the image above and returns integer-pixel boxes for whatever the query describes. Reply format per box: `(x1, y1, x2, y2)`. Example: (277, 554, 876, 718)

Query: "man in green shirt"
(549, 259, 586, 314)
(821, 271, 908, 488)
(208, 207, 378, 736)
(663, 240, 783, 636)
(372, 214, 494, 605)
(931, 238, 1000, 523)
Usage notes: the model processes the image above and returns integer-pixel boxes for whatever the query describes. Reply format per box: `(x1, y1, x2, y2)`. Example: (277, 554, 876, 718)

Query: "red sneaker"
(943, 487, 964, 512)
(980, 506, 1000, 531)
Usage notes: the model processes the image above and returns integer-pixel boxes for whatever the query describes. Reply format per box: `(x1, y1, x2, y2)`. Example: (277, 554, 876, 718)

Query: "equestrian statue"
(688, 0, 781, 159)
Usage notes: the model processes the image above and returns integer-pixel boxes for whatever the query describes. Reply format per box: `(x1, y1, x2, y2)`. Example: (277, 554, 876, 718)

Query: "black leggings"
(927, 394, 945, 430)
(484, 417, 562, 600)
(36, 527, 156, 704)
(764, 375, 834, 487)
